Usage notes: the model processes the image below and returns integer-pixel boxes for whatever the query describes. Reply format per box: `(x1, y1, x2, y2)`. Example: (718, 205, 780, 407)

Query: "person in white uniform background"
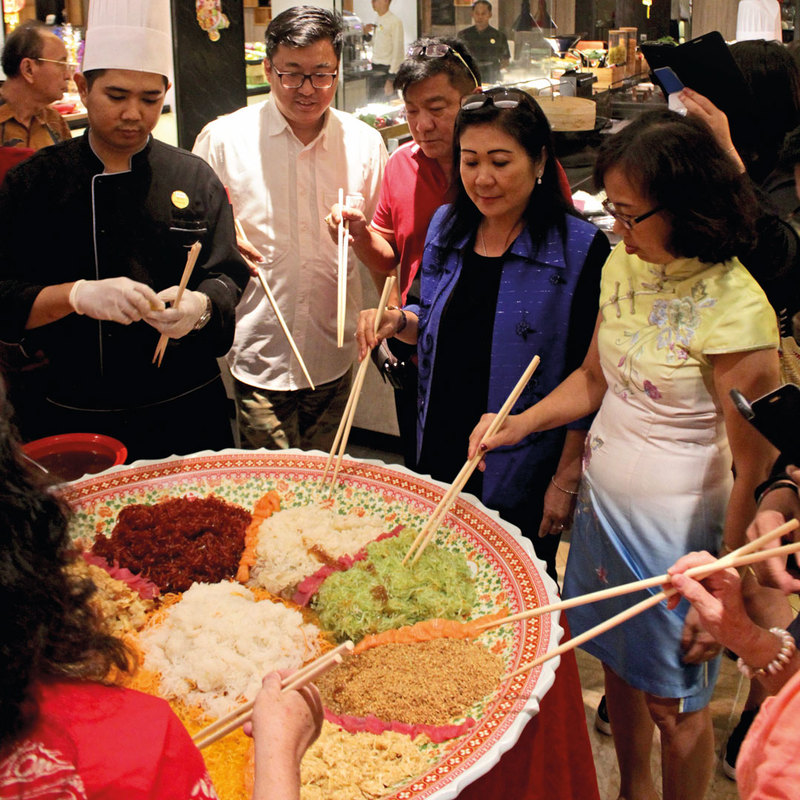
(366, 0, 404, 99)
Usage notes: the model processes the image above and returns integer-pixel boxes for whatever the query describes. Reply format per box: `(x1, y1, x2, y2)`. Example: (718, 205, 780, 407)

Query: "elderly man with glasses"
(193, 5, 386, 452)
(0, 19, 73, 154)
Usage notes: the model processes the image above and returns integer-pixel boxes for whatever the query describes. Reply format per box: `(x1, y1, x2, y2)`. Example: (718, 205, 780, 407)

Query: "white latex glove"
(69, 277, 163, 324)
(144, 286, 208, 338)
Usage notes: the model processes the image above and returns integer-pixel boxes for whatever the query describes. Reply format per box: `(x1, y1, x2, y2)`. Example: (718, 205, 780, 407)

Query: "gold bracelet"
(550, 476, 578, 496)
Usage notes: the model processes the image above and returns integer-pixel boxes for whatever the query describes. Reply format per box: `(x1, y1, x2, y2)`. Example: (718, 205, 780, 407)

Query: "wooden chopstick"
(192, 641, 353, 750)
(503, 526, 800, 681)
(152, 241, 202, 367)
(403, 355, 541, 565)
(235, 219, 315, 390)
(337, 188, 346, 349)
(321, 276, 396, 488)
(476, 519, 800, 632)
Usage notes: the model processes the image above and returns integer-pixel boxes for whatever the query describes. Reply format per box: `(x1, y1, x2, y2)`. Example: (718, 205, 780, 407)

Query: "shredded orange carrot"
(353, 609, 510, 654)
(236, 491, 281, 583)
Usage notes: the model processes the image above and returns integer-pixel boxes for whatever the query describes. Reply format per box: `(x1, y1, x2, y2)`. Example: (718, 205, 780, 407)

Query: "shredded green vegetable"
(313, 530, 476, 642)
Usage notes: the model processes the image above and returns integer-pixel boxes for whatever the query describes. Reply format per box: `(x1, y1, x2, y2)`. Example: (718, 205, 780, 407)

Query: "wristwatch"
(193, 294, 212, 330)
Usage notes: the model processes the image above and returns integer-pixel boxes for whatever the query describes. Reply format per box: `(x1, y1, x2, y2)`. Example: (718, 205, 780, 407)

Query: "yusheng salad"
(239, 493, 402, 597)
(313, 529, 477, 642)
(73, 481, 516, 800)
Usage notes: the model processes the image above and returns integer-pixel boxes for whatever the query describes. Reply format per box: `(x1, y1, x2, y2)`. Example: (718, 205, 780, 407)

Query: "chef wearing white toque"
(0, 0, 250, 460)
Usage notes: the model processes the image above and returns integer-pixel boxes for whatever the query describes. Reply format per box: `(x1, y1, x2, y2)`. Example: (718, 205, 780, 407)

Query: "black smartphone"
(730, 384, 800, 464)
(732, 384, 800, 577)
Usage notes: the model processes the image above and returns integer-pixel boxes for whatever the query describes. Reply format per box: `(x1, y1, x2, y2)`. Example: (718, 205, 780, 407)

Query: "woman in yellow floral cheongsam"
(468, 109, 781, 800)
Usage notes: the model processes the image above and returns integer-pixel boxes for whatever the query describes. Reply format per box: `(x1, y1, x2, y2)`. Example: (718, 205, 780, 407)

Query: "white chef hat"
(82, 0, 173, 81)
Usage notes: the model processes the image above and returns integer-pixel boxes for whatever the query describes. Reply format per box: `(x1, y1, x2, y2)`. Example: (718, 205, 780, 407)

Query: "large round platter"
(59, 449, 564, 800)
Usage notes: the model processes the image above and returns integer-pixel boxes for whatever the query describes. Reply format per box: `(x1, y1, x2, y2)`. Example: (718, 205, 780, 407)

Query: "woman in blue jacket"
(357, 87, 608, 576)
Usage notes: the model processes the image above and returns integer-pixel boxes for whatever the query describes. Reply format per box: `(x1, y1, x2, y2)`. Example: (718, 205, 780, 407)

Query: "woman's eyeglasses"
(407, 43, 480, 89)
(460, 88, 529, 111)
(601, 199, 664, 230)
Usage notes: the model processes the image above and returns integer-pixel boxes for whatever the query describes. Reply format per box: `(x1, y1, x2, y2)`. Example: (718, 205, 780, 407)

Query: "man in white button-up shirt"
(194, 6, 386, 451)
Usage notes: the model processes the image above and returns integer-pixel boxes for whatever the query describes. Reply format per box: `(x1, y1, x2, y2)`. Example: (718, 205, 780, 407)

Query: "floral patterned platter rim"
(59, 448, 564, 800)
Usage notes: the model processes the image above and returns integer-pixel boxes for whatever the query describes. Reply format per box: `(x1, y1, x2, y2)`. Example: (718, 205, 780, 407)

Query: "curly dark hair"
(593, 109, 757, 264)
(0, 382, 134, 751)
(438, 87, 575, 251)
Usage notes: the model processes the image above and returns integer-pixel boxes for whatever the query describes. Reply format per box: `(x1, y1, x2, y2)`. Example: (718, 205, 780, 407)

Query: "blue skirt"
(563, 479, 721, 711)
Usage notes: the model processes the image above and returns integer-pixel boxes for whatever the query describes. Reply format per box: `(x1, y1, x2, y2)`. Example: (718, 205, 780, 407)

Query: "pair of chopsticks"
(503, 519, 800, 681)
(152, 241, 202, 367)
(337, 188, 349, 349)
(192, 640, 353, 750)
(234, 219, 315, 390)
(322, 276, 397, 491)
(403, 355, 541, 565)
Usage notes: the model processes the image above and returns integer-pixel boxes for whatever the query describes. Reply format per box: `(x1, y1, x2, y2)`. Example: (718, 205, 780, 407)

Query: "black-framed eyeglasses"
(461, 88, 528, 111)
(35, 57, 78, 74)
(602, 198, 663, 230)
(270, 68, 338, 89)
(407, 43, 480, 89)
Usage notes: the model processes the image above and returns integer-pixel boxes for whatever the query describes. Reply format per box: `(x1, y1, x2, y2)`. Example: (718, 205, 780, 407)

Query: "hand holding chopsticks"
(192, 641, 353, 750)
(475, 518, 800, 634)
(321, 276, 397, 491)
(502, 520, 800, 681)
(152, 241, 202, 367)
(234, 219, 315, 390)
(403, 355, 541, 565)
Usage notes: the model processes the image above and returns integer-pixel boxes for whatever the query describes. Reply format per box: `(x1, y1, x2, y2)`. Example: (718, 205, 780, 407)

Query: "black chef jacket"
(457, 25, 510, 84)
(0, 131, 250, 458)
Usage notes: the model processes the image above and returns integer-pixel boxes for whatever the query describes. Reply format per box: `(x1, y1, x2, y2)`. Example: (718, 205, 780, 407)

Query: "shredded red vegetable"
(323, 709, 476, 743)
(81, 551, 161, 599)
(91, 495, 251, 592)
(292, 525, 404, 606)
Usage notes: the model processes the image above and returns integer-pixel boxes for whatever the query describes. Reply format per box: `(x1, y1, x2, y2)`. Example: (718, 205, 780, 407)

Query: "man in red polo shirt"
(332, 37, 479, 307)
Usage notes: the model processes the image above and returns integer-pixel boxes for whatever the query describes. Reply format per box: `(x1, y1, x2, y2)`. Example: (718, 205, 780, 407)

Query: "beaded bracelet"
(737, 627, 797, 680)
(550, 476, 578, 496)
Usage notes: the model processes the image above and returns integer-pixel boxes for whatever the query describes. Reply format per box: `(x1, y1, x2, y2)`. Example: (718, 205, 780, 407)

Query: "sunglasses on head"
(460, 88, 529, 111)
(407, 43, 480, 89)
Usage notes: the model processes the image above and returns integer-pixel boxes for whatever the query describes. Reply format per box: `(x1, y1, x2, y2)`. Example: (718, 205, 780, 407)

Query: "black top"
(417, 246, 505, 498)
(457, 25, 510, 83)
(740, 175, 800, 338)
(0, 132, 250, 410)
